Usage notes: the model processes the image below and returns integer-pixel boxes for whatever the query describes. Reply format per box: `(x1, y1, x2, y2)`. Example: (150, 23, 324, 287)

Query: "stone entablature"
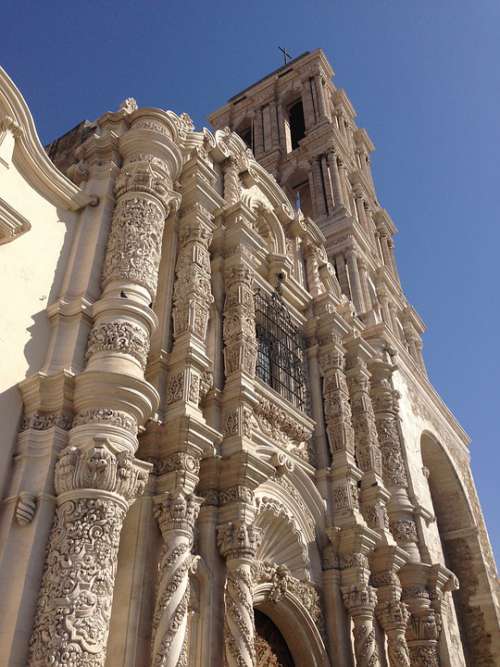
(0, 53, 497, 667)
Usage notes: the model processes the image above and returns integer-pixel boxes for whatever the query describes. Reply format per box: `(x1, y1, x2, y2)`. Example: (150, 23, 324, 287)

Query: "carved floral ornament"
(55, 440, 150, 504)
(217, 520, 262, 560)
(86, 319, 150, 368)
(153, 490, 203, 537)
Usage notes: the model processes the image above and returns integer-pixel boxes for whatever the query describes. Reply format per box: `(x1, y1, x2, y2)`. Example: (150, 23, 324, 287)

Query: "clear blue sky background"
(2, 1, 498, 560)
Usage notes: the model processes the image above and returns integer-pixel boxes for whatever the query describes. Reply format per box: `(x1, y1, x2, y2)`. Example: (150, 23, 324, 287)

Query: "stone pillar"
(327, 150, 345, 209)
(269, 100, 280, 149)
(300, 76, 316, 129)
(319, 334, 364, 527)
(312, 157, 327, 217)
(151, 490, 203, 667)
(314, 74, 328, 121)
(28, 442, 150, 666)
(308, 169, 321, 219)
(223, 265, 258, 379)
(377, 600, 411, 667)
(337, 158, 350, 213)
(29, 111, 184, 667)
(369, 360, 420, 563)
(346, 249, 365, 314)
(321, 154, 334, 214)
(379, 230, 394, 273)
(217, 520, 261, 667)
(253, 108, 264, 156)
(345, 351, 392, 541)
(342, 585, 380, 667)
(358, 259, 373, 314)
(372, 548, 411, 667)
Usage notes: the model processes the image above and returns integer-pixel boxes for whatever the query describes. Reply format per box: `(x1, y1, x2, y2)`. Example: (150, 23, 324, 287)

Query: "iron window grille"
(255, 288, 309, 411)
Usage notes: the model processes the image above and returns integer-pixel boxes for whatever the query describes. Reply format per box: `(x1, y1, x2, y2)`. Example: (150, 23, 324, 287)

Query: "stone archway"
(255, 609, 294, 667)
(420, 432, 498, 666)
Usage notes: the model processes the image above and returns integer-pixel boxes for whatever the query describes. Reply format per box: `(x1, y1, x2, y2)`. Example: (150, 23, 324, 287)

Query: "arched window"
(255, 289, 308, 411)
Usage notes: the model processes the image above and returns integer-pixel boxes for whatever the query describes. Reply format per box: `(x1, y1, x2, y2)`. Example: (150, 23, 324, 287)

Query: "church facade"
(0, 49, 498, 667)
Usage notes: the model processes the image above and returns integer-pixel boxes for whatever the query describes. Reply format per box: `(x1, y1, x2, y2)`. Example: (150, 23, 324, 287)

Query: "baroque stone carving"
(15, 492, 38, 526)
(72, 409, 137, 435)
(86, 320, 150, 368)
(223, 266, 258, 377)
(342, 585, 380, 667)
(101, 195, 171, 300)
(20, 411, 72, 432)
(28, 441, 149, 667)
(218, 521, 262, 561)
(151, 491, 202, 667)
(252, 398, 310, 456)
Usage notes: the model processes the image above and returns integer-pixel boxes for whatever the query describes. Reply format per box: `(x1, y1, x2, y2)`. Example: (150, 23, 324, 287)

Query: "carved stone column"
(29, 110, 185, 667)
(151, 490, 203, 667)
(371, 547, 411, 667)
(319, 332, 364, 528)
(346, 248, 365, 314)
(377, 600, 411, 667)
(28, 441, 150, 666)
(217, 520, 262, 667)
(223, 265, 258, 379)
(345, 347, 392, 542)
(327, 151, 345, 209)
(369, 360, 420, 562)
(342, 584, 380, 667)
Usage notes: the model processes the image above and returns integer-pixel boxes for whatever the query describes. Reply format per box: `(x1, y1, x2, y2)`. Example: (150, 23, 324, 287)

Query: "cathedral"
(0, 49, 498, 667)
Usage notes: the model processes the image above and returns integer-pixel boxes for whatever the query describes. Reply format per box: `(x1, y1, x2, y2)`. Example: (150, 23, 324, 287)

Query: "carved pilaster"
(223, 265, 258, 377)
(151, 490, 203, 667)
(217, 521, 262, 667)
(29, 441, 150, 667)
(319, 338, 355, 457)
(172, 204, 214, 343)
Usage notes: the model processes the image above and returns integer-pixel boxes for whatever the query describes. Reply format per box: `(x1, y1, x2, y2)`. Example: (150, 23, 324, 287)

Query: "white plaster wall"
(0, 156, 75, 496)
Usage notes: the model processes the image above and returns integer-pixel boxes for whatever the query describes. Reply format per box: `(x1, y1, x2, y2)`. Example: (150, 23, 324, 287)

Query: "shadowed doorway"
(255, 609, 295, 667)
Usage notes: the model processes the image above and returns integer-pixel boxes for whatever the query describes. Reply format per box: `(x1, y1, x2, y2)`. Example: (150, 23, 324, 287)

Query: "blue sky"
(2, 1, 498, 559)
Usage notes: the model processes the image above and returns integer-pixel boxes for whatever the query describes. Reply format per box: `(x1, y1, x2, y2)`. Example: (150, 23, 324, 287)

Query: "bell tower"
(209, 48, 427, 376)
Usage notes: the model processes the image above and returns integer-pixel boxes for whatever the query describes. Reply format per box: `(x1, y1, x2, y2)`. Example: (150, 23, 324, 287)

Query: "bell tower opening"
(285, 98, 306, 152)
(254, 609, 295, 667)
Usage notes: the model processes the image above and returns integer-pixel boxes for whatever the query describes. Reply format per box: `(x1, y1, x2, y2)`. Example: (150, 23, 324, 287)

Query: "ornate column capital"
(153, 490, 203, 538)
(217, 520, 262, 561)
(342, 584, 378, 615)
(55, 439, 151, 505)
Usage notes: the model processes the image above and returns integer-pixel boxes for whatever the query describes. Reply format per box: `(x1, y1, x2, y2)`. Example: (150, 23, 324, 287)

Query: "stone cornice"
(0, 66, 92, 211)
(0, 195, 31, 243)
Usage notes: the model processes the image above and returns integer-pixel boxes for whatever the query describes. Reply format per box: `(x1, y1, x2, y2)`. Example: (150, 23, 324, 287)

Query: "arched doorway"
(255, 609, 294, 667)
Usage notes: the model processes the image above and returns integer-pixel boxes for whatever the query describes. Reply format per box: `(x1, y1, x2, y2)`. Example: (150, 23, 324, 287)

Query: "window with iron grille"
(255, 288, 309, 411)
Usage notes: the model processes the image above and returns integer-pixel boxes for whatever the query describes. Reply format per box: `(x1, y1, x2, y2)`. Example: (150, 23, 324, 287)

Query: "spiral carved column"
(377, 601, 411, 667)
(342, 584, 380, 667)
(217, 521, 261, 667)
(151, 491, 203, 667)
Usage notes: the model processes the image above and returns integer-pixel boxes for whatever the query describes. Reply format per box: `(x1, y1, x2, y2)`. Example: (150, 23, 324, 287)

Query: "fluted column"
(151, 490, 203, 667)
(29, 111, 184, 667)
(346, 249, 365, 314)
(217, 521, 261, 667)
(342, 585, 380, 667)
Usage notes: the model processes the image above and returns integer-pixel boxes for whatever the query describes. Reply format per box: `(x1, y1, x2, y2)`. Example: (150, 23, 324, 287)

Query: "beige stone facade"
(0, 49, 498, 666)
